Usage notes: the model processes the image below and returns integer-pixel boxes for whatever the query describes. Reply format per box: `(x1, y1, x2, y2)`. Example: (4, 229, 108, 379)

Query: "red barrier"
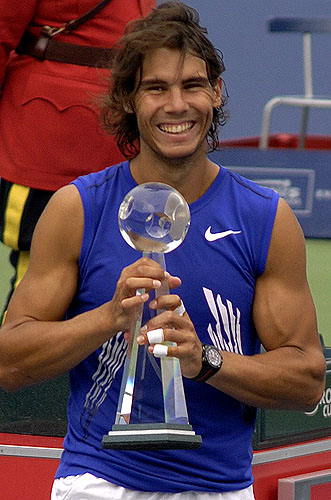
(1, 433, 331, 500)
(219, 134, 331, 150)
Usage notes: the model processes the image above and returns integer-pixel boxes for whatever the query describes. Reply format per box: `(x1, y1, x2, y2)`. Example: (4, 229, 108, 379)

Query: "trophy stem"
(115, 289, 145, 425)
(151, 253, 189, 425)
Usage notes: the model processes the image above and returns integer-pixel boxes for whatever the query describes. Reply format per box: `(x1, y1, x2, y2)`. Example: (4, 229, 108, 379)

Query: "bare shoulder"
(44, 183, 82, 210)
(31, 184, 84, 265)
(264, 197, 306, 280)
(36, 184, 83, 235)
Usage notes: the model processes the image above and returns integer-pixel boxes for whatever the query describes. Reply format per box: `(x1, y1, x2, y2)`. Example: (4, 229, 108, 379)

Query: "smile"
(158, 122, 194, 134)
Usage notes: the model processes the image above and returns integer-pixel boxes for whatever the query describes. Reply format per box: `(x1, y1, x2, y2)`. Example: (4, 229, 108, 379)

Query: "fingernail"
(153, 280, 161, 288)
(149, 299, 157, 309)
(137, 335, 144, 344)
(141, 293, 149, 302)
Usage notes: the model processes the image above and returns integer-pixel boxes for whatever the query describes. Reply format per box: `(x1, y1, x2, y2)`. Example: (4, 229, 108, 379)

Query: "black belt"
(16, 30, 113, 68)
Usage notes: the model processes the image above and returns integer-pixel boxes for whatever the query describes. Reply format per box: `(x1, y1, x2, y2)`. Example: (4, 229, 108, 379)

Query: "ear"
(212, 78, 222, 108)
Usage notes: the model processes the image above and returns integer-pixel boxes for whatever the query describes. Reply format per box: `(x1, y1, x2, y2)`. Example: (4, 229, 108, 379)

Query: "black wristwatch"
(192, 344, 223, 383)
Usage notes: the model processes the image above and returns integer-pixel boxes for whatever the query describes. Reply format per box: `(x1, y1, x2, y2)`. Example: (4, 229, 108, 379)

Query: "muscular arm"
(0, 185, 105, 390)
(138, 198, 326, 411)
(0, 185, 178, 392)
(206, 198, 325, 409)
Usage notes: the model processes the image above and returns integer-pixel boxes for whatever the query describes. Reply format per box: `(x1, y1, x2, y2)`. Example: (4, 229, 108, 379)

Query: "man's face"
(132, 48, 221, 163)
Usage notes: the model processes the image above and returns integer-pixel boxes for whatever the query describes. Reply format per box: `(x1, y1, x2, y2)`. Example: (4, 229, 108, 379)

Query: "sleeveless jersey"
(55, 160, 279, 493)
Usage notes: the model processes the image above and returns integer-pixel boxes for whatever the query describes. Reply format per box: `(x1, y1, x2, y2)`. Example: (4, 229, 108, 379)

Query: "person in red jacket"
(0, 0, 155, 316)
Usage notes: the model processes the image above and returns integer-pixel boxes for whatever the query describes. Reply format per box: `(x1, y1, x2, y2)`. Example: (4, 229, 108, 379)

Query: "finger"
(149, 293, 185, 314)
(137, 328, 164, 345)
(174, 300, 186, 317)
(130, 259, 164, 279)
(164, 271, 182, 290)
(149, 295, 181, 313)
(149, 343, 179, 358)
(153, 344, 168, 357)
(137, 327, 174, 346)
(121, 292, 149, 309)
(126, 277, 162, 291)
(147, 328, 164, 344)
(149, 308, 188, 330)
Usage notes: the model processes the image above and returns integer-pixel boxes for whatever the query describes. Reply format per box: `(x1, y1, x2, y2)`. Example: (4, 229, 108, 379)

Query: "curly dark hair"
(100, 1, 228, 158)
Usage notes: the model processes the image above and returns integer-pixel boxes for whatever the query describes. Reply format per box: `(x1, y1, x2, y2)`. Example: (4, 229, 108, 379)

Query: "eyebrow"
(139, 76, 211, 89)
(139, 78, 168, 89)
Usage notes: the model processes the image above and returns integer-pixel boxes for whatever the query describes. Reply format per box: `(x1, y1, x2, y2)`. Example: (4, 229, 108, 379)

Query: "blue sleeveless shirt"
(56, 160, 279, 493)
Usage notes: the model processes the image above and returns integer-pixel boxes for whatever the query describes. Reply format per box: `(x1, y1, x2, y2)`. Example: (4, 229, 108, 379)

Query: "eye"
(145, 85, 166, 94)
(184, 81, 208, 91)
(151, 86, 164, 93)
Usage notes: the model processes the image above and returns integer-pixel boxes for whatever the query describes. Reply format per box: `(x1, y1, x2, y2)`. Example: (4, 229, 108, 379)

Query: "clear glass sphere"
(118, 183, 190, 253)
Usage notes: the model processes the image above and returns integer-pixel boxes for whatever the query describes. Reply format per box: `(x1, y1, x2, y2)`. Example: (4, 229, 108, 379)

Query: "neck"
(130, 150, 219, 204)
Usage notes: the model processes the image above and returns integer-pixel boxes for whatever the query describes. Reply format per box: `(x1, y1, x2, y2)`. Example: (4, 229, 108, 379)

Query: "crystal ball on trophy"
(118, 182, 190, 254)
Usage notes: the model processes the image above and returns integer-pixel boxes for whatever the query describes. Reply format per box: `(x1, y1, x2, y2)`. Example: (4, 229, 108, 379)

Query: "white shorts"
(51, 473, 255, 500)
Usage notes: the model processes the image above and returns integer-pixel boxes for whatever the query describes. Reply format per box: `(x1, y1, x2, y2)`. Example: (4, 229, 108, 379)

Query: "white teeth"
(159, 122, 193, 134)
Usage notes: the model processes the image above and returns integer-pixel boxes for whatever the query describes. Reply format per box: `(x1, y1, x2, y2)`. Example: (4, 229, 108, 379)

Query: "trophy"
(102, 182, 202, 450)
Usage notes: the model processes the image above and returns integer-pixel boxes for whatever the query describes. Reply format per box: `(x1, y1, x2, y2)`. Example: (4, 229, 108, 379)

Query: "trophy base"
(102, 423, 202, 450)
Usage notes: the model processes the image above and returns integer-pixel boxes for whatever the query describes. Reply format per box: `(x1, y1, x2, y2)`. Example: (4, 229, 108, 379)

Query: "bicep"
(253, 198, 319, 353)
(5, 185, 83, 323)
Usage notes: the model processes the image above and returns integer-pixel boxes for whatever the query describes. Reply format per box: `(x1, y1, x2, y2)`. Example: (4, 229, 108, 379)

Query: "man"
(0, 3, 325, 499)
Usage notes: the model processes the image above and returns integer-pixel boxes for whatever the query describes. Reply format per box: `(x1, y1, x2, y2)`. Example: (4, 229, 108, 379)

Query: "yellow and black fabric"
(0, 178, 53, 315)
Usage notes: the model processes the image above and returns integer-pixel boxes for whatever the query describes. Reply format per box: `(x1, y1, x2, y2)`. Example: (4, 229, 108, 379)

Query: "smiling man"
(130, 48, 222, 203)
(0, 2, 326, 500)
(132, 49, 220, 164)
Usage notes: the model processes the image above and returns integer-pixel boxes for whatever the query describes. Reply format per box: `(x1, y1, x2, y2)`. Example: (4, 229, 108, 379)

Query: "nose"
(163, 87, 189, 113)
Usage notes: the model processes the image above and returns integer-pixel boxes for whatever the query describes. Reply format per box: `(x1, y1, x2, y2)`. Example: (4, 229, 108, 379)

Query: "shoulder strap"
(65, 0, 113, 33)
(43, 0, 113, 37)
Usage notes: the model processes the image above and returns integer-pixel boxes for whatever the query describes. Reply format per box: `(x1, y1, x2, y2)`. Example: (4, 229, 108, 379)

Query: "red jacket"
(0, 0, 155, 191)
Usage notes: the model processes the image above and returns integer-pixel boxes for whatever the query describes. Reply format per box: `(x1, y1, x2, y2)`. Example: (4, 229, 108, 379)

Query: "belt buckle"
(41, 25, 67, 38)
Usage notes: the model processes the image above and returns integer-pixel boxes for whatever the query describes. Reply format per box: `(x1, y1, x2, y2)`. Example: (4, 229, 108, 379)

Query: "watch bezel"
(204, 345, 223, 368)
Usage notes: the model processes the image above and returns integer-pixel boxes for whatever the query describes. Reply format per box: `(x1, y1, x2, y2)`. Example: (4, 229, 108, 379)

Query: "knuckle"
(164, 310, 173, 322)
(135, 264, 144, 276)
(118, 276, 127, 288)
(140, 256, 152, 267)
(125, 276, 134, 287)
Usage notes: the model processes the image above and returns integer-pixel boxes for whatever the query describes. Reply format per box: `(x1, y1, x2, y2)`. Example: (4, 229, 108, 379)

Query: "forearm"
(0, 304, 118, 392)
(136, 294, 325, 411)
(207, 347, 326, 411)
(0, 255, 173, 392)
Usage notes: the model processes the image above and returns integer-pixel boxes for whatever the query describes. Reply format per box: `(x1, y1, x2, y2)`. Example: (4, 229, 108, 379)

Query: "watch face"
(205, 346, 222, 368)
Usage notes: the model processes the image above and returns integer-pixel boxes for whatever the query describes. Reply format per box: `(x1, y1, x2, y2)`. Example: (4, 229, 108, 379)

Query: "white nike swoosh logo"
(205, 227, 242, 242)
